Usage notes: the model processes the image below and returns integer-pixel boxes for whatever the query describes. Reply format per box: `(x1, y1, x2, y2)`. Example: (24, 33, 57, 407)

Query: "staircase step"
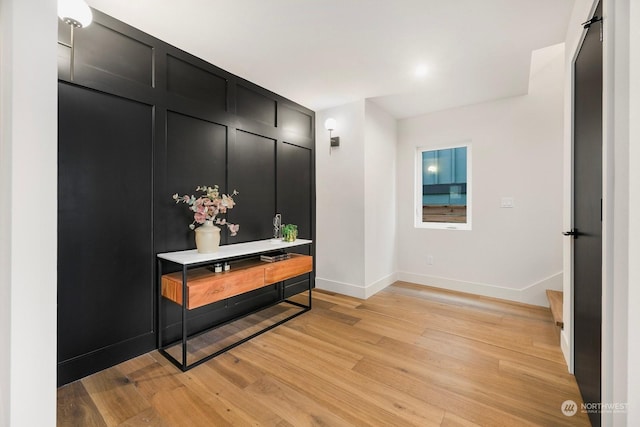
(546, 290, 563, 328)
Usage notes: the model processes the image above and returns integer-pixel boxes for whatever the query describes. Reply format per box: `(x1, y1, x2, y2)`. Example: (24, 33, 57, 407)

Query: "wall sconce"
(58, 0, 93, 81)
(324, 118, 340, 154)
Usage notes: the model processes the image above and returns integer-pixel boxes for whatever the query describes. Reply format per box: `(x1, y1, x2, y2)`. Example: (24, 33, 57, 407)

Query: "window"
(415, 144, 471, 230)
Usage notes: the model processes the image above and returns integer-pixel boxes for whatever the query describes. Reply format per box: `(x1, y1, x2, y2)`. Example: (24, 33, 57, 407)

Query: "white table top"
(157, 238, 312, 265)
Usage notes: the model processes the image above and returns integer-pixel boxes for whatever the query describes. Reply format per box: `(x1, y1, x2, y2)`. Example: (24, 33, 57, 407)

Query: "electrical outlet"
(501, 197, 515, 208)
(427, 255, 434, 265)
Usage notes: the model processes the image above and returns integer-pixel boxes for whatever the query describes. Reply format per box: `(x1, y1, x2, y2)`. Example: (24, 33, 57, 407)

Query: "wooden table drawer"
(162, 254, 313, 310)
(264, 254, 313, 285)
(188, 267, 266, 309)
(162, 262, 266, 310)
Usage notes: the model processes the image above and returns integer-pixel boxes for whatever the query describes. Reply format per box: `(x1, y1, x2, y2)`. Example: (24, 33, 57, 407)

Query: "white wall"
(315, 100, 397, 298)
(604, 0, 639, 424)
(0, 0, 58, 426)
(0, 1, 9, 418)
(627, 1, 640, 422)
(364, 100, 397, 296)
(315, 101, 366, 296)
(604, 0, 630, 424)
(395, 44, 565, 307)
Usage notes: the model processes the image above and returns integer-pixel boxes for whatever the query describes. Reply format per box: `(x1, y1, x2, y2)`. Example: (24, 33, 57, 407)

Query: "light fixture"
(58, 0, 93, 28)
(324, 118, 340, 154)
(58, 0, 93, 81)
(414, 64, 429, 78)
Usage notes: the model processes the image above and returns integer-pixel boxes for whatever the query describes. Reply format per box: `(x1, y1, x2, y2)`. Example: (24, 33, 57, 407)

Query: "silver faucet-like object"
(273, 213, 282, 239)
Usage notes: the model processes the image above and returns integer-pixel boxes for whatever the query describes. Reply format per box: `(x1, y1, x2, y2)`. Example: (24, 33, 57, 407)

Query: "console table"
(157, 239, 313, 371)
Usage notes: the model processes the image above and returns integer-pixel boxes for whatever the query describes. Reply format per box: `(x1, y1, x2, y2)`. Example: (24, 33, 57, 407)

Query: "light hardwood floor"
(57, 282, 591, 426)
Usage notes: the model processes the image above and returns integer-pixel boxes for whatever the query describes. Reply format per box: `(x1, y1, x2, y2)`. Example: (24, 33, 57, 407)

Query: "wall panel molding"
(57, 8, 315, 385)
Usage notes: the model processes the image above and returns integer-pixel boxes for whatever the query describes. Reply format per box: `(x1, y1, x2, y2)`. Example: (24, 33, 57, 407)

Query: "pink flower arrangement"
(172, 185, 239, 236)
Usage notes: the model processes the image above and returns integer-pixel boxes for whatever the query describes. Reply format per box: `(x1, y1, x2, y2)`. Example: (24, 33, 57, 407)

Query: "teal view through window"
(417, 145, 471, 229)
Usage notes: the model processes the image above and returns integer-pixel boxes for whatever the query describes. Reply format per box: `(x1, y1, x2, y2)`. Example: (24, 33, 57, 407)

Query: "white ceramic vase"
(194, 220, 221, 253)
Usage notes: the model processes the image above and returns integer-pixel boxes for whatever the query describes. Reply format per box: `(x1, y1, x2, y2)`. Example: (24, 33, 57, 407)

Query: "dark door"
(572, 3, 603, 426)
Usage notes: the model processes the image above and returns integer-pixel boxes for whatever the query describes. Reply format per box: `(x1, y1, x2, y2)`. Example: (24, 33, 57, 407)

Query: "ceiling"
(85, 0, 575, 118)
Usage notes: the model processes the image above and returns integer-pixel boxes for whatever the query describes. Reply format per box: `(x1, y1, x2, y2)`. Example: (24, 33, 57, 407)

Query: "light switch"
(501, 197, 515, 208)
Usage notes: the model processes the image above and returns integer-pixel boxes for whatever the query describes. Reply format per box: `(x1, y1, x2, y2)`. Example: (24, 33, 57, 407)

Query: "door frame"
(563, 0, 633, 425)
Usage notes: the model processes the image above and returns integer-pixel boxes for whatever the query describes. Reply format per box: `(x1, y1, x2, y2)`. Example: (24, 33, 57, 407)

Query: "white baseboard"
(520, 272, 564, 306)
(396, 271, 563, 307)
(315, 278, 366, 299)
(315, 272, 398, 300)
(317, 270, 563, 307)
(364, 272, 398, 299)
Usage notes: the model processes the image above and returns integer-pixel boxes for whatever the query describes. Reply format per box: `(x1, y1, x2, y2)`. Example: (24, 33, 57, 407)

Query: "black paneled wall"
(57, 10, 315, 385)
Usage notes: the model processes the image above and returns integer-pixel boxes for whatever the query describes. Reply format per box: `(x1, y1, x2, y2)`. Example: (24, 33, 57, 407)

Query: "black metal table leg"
(181, 264, 188, 371)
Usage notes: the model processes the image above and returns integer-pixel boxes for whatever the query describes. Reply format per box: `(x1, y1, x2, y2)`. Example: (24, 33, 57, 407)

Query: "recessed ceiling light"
(414, 64, 429, 78)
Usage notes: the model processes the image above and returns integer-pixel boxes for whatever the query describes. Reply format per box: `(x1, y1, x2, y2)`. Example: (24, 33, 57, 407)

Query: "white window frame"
(414, 142, 472, 231)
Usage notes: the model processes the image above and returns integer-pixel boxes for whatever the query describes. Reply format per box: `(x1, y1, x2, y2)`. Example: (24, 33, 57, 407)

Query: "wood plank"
(244, 376, 351, 426)
(80, 367, 151, 426)
(57, 381, 107, 427)
(546, 289, 564, 327)
(440, 412, 483, 427)
(150, 385, 232, 427)
(115, 353, 184, 402)
(351, 356, 540, 427)
(416, 329, 572, 385)
(366, 337, 575, 420)
(231, 337, 446, 426)
(295, 311, 566, 422)
(206, 352, 265, 389)
(153, 350, 291, 427)
(117, 407, 172, 427)
(182, 361, 289, 426)
(58, 281, 590, 427)
(272, 326, 363, 368)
